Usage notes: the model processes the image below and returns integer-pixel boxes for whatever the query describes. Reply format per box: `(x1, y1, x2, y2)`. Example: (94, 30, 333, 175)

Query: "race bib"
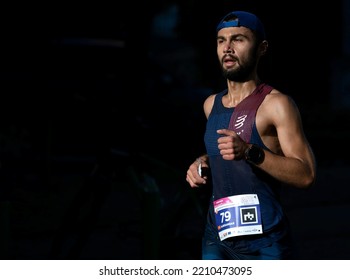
(213, 194, 263, 241)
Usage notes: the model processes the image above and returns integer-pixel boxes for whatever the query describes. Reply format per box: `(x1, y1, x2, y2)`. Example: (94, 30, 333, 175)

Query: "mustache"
(222, 54, 239, 63)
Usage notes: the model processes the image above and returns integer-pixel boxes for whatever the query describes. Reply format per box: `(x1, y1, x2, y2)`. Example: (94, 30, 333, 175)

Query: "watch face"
(247, 145, 264, 165)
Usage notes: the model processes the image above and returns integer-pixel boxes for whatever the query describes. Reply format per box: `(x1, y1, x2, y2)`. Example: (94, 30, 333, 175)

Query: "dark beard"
(222, 49, 258, 82)
(222, 64, 253, 82)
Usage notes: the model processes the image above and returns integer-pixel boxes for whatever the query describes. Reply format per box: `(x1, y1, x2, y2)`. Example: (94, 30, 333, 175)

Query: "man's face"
(216, 26, 259, 82)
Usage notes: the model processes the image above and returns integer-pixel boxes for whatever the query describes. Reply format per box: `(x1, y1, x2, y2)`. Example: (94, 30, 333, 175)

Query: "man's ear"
(259, 40, 268, 56)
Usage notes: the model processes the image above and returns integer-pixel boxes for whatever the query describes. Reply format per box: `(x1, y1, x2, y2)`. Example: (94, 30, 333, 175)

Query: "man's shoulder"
(262, 89, 299, 119)
(265, 89, 294, 105)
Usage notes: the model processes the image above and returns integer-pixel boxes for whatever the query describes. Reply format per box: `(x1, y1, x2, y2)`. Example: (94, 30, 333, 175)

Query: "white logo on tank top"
(234, 114, 247, 136)
(235, 114, 247, 129)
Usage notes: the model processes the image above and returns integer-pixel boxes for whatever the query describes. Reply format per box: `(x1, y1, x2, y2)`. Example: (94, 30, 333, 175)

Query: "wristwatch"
(245, 144, 265, 165)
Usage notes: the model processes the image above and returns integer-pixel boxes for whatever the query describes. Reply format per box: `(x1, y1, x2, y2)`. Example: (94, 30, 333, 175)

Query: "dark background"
(1, 0, 349, 260)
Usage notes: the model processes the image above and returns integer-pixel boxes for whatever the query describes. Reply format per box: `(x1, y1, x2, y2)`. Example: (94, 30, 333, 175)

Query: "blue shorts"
(202, 223, 296, 260)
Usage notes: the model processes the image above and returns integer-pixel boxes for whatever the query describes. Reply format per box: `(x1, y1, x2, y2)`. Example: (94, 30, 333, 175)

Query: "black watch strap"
(245, 144, 265, 165)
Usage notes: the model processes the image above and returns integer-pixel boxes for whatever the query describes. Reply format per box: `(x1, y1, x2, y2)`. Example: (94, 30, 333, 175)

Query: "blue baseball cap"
(216, 11, 266, 40)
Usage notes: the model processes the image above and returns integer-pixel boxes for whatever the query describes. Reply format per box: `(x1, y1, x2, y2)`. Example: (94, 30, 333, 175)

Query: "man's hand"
(186, 157, 209, 188)
(217, 129, 249, 160)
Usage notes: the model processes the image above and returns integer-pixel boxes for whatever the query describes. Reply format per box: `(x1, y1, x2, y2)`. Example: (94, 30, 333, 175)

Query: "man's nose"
(223, 43, 233, 53)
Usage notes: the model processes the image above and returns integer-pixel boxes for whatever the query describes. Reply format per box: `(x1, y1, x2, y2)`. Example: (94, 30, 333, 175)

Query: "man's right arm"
(255, 92, 317, 188)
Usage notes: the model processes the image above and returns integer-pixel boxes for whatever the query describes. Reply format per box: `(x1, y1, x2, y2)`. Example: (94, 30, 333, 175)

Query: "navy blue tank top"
(204, 87, 288, 245)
